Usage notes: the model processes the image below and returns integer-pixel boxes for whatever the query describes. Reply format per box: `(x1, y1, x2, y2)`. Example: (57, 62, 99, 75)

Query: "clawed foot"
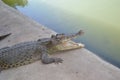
(54, 58, 63, 64)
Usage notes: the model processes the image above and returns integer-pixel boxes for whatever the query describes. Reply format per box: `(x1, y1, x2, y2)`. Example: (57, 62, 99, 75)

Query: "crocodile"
(0, 30, 84, 72)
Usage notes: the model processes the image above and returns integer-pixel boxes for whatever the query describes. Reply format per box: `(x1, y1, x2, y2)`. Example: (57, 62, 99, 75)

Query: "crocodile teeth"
(56, 40, 84, 51)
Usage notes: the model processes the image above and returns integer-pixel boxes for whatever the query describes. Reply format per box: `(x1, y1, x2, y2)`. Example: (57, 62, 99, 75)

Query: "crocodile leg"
(41, 49, 63, 64)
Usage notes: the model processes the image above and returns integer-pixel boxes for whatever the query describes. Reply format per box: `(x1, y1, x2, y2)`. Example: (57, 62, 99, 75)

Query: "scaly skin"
(0, 30, 84, 71)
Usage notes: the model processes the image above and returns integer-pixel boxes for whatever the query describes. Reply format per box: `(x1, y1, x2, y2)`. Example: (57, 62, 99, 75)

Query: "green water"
(2, 0, 120, 68)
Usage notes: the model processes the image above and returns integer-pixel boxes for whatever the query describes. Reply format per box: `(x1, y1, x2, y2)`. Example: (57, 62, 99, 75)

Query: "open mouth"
(55, 40, 84, 51)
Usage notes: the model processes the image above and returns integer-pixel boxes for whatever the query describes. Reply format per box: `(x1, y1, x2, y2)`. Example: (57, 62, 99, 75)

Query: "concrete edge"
(83, 49, 120, 70)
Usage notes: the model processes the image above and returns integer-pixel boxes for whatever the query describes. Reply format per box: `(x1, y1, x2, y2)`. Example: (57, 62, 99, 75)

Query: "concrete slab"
(0, 1, 120, 80)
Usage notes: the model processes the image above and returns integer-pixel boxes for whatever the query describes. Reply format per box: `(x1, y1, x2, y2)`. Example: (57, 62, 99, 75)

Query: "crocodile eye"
(51, 35, 56, 38)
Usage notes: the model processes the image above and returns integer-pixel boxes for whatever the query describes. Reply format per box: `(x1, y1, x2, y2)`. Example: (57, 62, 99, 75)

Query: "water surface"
(2, 0, 120, 68)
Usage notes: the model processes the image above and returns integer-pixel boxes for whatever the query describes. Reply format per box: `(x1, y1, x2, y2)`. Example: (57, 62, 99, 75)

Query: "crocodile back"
(0, 41, 41, 70)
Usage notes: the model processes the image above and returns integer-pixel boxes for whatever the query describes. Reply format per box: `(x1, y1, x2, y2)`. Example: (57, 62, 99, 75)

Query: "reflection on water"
(2, 0, 28, 8)
(2, 0, 120, 68)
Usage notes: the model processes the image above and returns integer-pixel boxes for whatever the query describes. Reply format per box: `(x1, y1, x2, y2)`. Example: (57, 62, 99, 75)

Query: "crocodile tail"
(0, 33, 11, 41)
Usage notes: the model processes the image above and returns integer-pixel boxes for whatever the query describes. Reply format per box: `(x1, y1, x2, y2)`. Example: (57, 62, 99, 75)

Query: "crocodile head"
(46, 30, 85, 53)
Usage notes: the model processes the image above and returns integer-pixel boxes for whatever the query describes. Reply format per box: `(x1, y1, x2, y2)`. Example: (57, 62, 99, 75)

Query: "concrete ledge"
(0, 1, 120, 80)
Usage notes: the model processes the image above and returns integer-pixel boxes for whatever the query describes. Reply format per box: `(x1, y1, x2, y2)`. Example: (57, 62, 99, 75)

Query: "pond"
(2, 0, 120, 68)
